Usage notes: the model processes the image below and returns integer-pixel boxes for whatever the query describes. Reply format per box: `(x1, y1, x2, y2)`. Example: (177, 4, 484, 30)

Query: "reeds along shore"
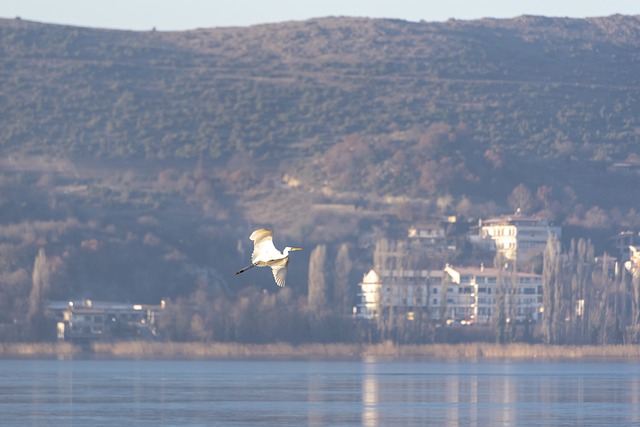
(2, 341, 640, 359)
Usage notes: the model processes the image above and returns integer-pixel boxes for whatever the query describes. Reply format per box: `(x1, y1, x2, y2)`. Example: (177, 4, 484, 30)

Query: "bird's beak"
(291, 247, 303, 251)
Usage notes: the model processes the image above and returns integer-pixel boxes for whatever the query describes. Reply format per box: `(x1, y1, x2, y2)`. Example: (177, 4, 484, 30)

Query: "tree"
(492, 253, 515, 343)
(541, 235, 561, 344)
(507, 183, 534, 214)
(28, 248, 51, 339)
(571, 239, 594, 344)
(308, 245, 327, 311)
(632, 271, 640, 342)
(333, 243, 352, 316)
(28, 248, 49, 319)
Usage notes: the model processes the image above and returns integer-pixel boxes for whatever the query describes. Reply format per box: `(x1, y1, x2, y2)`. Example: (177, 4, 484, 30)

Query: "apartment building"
(356, 265, 543, 325)
(356, 269, 443, 320)
(476, 215, 561, 265)
(444, 265, 543, 324)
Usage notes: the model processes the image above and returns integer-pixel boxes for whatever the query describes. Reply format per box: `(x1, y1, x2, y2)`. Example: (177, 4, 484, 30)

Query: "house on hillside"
(408, 218, 457, 250)
(406, 216, 472, 268)
(472, 214, 561, 265)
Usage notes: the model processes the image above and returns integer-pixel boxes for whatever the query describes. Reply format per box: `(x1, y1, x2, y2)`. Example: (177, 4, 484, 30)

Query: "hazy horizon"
(2, 0, 640, 31)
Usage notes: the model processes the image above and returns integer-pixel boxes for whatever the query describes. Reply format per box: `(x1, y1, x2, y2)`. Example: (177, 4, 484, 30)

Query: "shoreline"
(2, 341, 640, 360)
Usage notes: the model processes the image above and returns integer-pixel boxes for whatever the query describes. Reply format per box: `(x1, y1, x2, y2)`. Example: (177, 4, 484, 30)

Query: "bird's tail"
(235, 264, 256, 275)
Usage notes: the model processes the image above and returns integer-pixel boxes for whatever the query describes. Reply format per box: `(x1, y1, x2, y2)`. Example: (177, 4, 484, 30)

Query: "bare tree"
(632, 271, 640, 342)
(493, 253, 510, 343)
(574, 239, 594, 344)
(507, 183, 535, 214)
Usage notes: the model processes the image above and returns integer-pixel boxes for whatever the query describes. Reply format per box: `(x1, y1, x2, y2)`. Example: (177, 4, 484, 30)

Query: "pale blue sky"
(2, 0, 639, 31)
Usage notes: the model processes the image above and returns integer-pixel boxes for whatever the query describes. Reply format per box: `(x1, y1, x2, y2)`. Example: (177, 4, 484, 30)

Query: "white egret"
(235, 228, 302, 287)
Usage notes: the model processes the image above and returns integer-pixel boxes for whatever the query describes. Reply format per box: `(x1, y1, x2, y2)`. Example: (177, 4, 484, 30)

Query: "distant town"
(47, 212, 640, 346)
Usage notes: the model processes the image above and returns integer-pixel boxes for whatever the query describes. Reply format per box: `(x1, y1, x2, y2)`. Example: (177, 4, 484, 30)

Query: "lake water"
(1, 357, 639, 426)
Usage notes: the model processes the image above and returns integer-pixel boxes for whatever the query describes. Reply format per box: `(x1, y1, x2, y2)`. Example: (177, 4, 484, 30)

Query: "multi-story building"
(356, 265, 543, 325)
(476, 215, 561, 265)
(444, 265, 543, 324)
(47, 299, 164, 342)
(356, 269, 443, 320)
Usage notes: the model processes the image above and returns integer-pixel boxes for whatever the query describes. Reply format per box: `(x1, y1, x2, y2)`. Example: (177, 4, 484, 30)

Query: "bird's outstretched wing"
(271, 260, 289, 287)
(250, 228, 281, 264)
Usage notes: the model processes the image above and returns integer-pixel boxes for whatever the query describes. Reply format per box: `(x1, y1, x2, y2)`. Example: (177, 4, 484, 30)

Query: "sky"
(1, 0, 639, 31)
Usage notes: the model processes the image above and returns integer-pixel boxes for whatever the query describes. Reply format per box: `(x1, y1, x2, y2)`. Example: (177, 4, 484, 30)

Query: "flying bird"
(235, 228, 302, 287)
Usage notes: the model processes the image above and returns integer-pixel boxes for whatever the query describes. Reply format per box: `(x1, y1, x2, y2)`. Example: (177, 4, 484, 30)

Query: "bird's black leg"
(235, 264, 256, 275)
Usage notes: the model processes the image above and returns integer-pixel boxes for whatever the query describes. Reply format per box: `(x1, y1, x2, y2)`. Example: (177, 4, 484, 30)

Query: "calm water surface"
(1, 357, 639, 426)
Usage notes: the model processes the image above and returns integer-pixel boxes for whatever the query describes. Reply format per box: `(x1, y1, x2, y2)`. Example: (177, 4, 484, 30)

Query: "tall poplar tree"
(542, 235, 561, 344)
(308, 244, 327, 311)
(333, 243, 352, 316)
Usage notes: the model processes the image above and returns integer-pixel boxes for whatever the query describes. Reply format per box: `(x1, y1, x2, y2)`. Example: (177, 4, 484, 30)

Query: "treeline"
(3, 207, 640, 346)
(541, 237, 640, 345)
(157, 243, 359, 344)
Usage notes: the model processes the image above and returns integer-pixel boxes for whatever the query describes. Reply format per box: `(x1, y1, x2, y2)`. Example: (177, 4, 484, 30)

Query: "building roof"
(481, 215, 555, 227)
(362, 269, 380, 284)
(47, 299, 163, 312)
(361, 268, 444, 284)
(445, 265, 542, 280)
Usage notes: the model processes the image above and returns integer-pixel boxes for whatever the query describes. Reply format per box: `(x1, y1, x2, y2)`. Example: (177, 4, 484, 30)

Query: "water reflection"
(307, 371, 325, 427)
(356, 360, 640, 426)
(633, 378, 640, 424)
(362, 356, 379, 427)
(2, 359, 640, 426)
(445, 373, 460, 426)
(468, 374, 478, 427)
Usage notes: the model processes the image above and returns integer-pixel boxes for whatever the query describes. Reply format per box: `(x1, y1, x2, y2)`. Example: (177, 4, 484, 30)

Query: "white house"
(476, 215, 561, 265)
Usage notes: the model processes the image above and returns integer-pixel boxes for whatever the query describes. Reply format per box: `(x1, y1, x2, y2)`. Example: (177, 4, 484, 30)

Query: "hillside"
(1, 16, 639, 207)
(1, 15, 640, 159)
(1, 15, 640, 341)
(0, 16, 640, 159)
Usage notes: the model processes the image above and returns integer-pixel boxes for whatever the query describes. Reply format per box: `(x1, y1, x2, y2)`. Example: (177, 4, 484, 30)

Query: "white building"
(356, 269, 443, 320)
(356, 265, 543, 325)
(625, 246, 640, 277)
(47, 299, 164, 342)
(477, 215, 561, 265)
(444, 265, 543, 324)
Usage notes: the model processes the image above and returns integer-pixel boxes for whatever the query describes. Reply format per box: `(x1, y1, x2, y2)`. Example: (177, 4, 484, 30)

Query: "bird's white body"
(235, 228, 302, 287)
